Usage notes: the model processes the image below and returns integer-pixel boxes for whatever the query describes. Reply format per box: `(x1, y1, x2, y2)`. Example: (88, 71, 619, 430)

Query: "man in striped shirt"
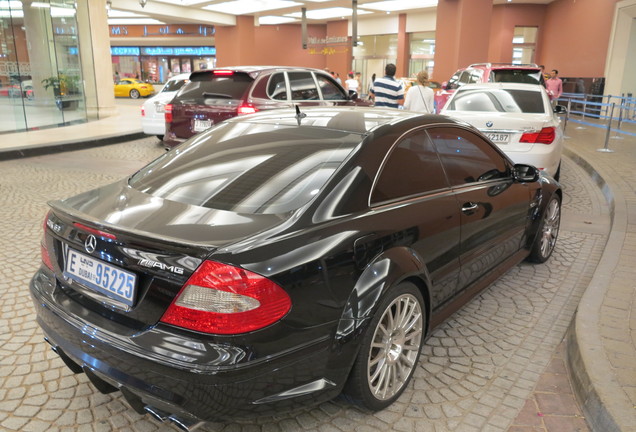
(370, 63, 405, 108)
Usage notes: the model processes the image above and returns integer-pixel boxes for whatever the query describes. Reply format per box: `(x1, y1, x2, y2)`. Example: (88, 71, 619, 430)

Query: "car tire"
(130, 89, 140, 99)
(528, 194, 561, 263)
(343, 281, 425, 411)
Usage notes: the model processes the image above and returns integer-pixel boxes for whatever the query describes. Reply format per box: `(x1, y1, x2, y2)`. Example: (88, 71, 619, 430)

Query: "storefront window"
(113, 47, 215, 83)
(0, 0, 87, 134)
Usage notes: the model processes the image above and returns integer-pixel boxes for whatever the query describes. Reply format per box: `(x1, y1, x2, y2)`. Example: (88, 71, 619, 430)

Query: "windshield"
(446, 88, 545, 113)
(129, 123, 361, 214)
(490, 69, 543, 85)
(162, 78, 188, 93)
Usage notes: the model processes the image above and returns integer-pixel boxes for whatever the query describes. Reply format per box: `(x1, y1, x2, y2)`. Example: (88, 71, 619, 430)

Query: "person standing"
(403, 70, 434, 113)
(345, 72, 359, 95)
(546, 69, 563, 104)
(370, 63, 404, 108)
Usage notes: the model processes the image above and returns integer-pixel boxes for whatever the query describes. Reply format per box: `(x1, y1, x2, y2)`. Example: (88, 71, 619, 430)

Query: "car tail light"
(237, 103, 258, 115)
(73, 222, 117, 240)
(520, 127, 555, 144)
(165, 104, 173, 123)
(41, 212, 54, 270)
(160, 260, 291, 334)
(141, 106, 145, 117)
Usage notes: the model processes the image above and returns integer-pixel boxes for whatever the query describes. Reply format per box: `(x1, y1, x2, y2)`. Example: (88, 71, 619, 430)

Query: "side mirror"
(348, 91, 359, 101)
(513, 164, 540, 183)
(441, 81, 448, 90)
(554, 105, 567, 114)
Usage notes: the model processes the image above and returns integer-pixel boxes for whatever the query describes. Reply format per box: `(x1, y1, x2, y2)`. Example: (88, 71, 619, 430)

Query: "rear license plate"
(64, 249, 137, 306)
(486, 133, 510, 144)
(193, 119, 212, 132)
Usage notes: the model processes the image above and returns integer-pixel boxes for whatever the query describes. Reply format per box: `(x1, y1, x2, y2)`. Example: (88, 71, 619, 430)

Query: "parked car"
(435, 63, 545, 112)
(163, 66, 372, 148)
(441, 82, 565, 179)
(141, 73, 190, 140)
(32, 106, 561, 429)
(114, 78, 155, 99)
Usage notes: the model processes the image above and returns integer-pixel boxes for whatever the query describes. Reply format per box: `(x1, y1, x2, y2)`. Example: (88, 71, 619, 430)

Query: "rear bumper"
(30, 269, 345, 423)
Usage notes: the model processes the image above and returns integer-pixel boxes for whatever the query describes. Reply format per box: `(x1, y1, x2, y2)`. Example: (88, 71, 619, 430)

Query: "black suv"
(164, 66, 371, 147)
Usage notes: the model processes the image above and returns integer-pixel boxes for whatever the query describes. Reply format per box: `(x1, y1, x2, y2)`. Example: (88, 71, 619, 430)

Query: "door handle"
(462, 202, 479, 213)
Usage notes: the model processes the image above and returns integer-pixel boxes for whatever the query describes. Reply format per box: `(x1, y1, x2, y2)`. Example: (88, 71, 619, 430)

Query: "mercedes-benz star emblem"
(84, 235, 97, 254)
(486, 121, 493, 128)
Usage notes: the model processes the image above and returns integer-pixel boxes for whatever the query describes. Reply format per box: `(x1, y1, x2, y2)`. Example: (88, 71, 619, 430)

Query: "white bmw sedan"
(141, 73, 190, 140)
(441, 83, 565, 180)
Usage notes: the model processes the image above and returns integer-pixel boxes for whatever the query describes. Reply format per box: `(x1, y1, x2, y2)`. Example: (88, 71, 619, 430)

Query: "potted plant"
(42, 73, 80, 110)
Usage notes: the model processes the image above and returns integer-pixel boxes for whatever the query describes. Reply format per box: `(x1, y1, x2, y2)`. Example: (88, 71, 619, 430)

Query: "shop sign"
(111, 47, 141, 56)
(307, 36, 349, 46)
(110, 25, 214, 38)
(141, 47, 216, 56)
(110, 47, 216, 57)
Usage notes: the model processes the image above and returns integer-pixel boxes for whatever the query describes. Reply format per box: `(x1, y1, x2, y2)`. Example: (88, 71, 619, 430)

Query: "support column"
(76, 0, 117, 119)
(433, 0, 493, 81)
(215, 16, 256, 67)
(397, 13, 408, 78)
(22, 1, 57, 106)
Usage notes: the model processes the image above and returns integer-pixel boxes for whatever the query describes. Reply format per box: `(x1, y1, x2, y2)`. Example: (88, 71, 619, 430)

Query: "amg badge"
(138, 259, 185, 275)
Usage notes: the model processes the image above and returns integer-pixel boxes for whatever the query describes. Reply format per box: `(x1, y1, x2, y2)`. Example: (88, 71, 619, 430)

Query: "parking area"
(0, 138, 609, 432)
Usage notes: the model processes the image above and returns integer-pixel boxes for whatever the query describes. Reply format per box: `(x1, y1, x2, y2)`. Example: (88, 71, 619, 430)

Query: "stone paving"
(0, 137, 610, 431)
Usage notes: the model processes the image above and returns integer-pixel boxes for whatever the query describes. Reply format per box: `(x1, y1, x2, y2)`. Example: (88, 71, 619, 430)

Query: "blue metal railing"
(556, 93, 636, 151)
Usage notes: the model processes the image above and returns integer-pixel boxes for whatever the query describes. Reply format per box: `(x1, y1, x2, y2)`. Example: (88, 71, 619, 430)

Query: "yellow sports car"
(114, 78, 154, 99)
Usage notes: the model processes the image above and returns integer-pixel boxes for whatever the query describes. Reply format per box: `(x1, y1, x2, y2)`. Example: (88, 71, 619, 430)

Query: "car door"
(370, 129, 461, 310)
(427, 126, 531, 290)
(114, 80, 129, 97)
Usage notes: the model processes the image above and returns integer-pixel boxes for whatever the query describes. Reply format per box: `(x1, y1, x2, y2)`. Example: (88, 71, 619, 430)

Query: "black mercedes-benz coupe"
(31, 107, 561, 431)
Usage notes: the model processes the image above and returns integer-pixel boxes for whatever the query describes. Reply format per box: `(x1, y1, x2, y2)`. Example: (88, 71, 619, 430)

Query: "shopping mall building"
(0, 0, 633, 135)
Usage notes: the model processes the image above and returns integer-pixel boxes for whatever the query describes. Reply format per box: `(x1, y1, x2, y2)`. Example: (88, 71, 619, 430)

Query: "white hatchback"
(441, 83, 565, 180)
(141, 73, 190, 139)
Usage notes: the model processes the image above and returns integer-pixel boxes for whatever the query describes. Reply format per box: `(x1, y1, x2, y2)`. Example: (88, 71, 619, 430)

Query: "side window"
(447, 71, 461, 89)
(316, 74, 346, 100)
(267, 73, 287, 100)
(468, 69, 484, 84)
(427, 127, 509, 186)
(372, 131, 449, 204)
(288, 72, 319, 100)
(458, 71, 471, 85)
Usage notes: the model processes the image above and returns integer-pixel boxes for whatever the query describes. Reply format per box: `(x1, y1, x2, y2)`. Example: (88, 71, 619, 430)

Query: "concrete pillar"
(433, 0, 493, 81)
(397, 14, 408, 78)
(76, 0, 117, 119)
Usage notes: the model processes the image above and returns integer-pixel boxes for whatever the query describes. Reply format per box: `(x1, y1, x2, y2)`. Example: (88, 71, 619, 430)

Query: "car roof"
(455, 82, 546, 92)
(469, 62, 542, 71)
(189, 65, 330, 79)
(167, 73, 190, 82)
(223, 106, 465, 135)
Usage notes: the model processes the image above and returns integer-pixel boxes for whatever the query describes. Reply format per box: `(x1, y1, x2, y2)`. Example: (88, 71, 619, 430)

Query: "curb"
(563, 147, 631, 432)
(0, 132, 147, 161)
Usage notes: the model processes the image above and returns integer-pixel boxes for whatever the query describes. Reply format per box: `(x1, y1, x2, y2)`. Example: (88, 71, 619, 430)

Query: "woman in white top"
(403, 70, 435, 113)
(344, 73, 359, 95)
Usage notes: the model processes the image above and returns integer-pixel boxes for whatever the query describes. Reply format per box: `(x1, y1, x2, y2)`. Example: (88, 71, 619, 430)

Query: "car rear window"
(172, 72, 253, 104)
(446, 88, 545, 113)
(162, 78, 188, 93)
(129, 123, 361, 214)
(490, 69, 543, 85)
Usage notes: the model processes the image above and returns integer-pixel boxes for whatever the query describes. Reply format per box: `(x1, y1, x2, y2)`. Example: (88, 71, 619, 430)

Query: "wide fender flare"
(333, 246, 431, 348)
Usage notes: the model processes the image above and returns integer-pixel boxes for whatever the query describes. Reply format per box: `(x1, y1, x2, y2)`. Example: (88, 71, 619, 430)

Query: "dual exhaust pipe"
(144, 406, 204, 432)
(45, 337, 204, 432)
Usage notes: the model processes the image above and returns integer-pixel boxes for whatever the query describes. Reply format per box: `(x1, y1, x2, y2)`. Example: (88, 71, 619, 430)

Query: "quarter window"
(428, 127, 509, 186)
(267, 73, 287, 100)
(372, 131, 448, 203)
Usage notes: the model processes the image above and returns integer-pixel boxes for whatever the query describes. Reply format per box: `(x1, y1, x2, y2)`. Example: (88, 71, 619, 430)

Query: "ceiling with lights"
(0, 0, 555, 26)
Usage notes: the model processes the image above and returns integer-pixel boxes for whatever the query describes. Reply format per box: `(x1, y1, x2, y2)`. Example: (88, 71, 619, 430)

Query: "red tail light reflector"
(520, 127, 555, 144)
(73, 222, 117, 240)
(213, 70, 234, 76)
(237, 103, 258, 115)
(165, 104, 173, 123)
(141, 106, 146, 117)
(160, 260, 291, 334)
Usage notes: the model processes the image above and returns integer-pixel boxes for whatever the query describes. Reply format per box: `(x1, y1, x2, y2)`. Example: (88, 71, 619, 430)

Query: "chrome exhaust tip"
(144, 405, 170, 422)
(168, 415, 205, 432)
